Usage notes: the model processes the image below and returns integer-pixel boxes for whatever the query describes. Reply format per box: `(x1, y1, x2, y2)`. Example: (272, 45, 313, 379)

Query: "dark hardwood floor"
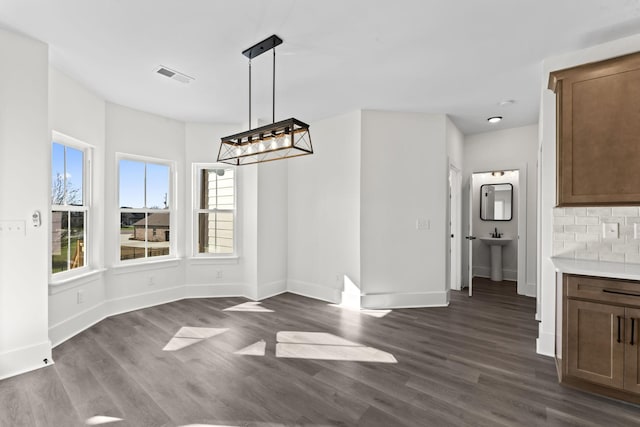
(2, 279, 640, 426)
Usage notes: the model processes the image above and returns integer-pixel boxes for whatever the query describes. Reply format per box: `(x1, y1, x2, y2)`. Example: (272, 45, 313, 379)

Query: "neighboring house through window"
(118, 155, 174, 262)
(194, 164, 235, 256)
(51, 133, 90, 276)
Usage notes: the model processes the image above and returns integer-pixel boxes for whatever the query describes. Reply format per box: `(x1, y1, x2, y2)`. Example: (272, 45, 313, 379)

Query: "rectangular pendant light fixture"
(217, 35, 313, 165)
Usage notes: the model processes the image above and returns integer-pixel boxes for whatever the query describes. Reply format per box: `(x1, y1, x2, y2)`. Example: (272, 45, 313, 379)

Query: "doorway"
(464, 167, 528, 296)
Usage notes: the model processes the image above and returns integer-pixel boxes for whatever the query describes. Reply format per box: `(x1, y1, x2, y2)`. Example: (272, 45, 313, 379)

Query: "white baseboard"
(49, 302, 107, 348)
(184, 282, 248, 299)
(524, 282, 537, 298)
(0, 340, 53, 380)
(287, 280, 341, 303)
(257, 280, 287, 301)
(49, 282, 258, 348)
(536, 329, 555, 357)
(473, 266, 517, 282)
(106, 285, 186, 317)
(361, 291, 449, 309)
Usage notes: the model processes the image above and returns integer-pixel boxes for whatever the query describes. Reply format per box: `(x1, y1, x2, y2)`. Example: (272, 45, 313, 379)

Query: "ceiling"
(1, 1, 639, 135)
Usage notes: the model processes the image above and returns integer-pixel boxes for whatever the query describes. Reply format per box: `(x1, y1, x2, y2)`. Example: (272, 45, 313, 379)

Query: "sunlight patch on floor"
(234, 340, 266, 356)
(223, 301, 274, 312)
(330, 275, 391, 318)
(162, 327, 228, 351)
(329, 303, 392, 318)
(85, 415, 123, 425)
(275, 331, 397, 363)
(277, 331, 358, 346)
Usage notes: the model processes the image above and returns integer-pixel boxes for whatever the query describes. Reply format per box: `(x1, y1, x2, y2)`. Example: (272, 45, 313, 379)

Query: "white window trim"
(116, 152, 177, 266)
(191, 162, 238, 259)
(50, 131, 94, 281)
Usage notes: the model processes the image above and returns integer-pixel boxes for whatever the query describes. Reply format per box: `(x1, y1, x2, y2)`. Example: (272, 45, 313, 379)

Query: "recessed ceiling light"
(498, 99, 515, 107)
(487, 116, 502, 124)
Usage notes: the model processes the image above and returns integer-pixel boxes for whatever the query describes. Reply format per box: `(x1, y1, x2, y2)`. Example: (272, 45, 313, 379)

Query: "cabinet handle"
(603, 289, 640, 297)
(632, 318, 636, 346)
(618, 316, 622, 343)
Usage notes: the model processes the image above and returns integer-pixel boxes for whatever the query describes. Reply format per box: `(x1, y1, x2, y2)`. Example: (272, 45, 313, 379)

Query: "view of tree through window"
(119, 159, 171, 261)
(51, 142, 86, 274)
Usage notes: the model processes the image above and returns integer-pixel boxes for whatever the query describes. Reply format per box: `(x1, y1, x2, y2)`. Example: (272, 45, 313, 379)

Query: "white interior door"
(449, 166, 462, 291)
(466, 174, 475, 296)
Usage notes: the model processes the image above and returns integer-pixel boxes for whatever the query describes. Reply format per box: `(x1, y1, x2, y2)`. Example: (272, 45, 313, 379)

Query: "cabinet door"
(566, 299, 625, 388)
(550, 52, 640, 206)
(625, 308, 640, 393)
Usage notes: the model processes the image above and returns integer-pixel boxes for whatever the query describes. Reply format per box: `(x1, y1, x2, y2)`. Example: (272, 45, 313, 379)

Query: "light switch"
(602, 223, 619, 240)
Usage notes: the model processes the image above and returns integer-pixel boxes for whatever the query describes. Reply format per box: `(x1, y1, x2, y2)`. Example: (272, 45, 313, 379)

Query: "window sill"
(187, 256, 239, 265)
(111, 257, 182, 275)
(49, 268, 106, 295)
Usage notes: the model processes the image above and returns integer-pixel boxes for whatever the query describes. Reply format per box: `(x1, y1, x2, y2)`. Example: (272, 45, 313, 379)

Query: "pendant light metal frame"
(217, 35, 313, 166)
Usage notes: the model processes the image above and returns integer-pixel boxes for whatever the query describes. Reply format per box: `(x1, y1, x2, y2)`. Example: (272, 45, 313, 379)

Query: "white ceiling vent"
(155, 65, 194, 84)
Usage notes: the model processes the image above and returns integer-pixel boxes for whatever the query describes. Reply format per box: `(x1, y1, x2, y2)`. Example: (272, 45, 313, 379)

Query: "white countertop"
(551, 257, 640, 281)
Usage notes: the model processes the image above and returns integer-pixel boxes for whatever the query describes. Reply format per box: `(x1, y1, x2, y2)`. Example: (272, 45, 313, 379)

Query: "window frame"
(116, 153, 177, 265)
(192, 163, 238, 258)
(50, 131, 92, 280)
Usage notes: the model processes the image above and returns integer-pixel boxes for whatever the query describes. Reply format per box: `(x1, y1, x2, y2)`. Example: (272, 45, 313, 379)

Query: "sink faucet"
(491, 227, 502, 238)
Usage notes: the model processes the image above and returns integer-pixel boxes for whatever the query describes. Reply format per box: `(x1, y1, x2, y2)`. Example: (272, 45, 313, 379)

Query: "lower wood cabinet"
(625, 307, 640, 394)
(561, 274, 640, 403)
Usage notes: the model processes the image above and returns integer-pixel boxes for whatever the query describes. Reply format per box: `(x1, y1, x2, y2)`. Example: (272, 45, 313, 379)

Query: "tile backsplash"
(553, 207, 640, 263)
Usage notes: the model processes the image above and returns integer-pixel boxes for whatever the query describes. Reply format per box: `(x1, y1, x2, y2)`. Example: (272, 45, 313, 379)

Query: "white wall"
(360, 111, 449, 308)
(287, 111, 361, 303)
(446, 117, 464, 170)
(463, 125, 538, 296)
(48, 68, 107, 346)
(472, 172, 519, 281)
(537, 33, 640, 357)
(0, 29, 51, 379)
(184, 122, 247, 297)
(256, 161, 288, 299)
(102, 103, 186, 312)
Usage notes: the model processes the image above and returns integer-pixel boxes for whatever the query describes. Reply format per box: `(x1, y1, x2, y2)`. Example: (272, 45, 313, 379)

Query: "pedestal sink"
(479, 237, 513, 281)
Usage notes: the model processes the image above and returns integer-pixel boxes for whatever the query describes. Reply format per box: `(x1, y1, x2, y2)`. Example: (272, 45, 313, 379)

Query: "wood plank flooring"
(2, 278, 640, 426)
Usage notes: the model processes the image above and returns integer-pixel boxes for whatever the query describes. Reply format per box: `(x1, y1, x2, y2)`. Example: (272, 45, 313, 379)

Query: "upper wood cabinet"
(549, 52, 640, 206)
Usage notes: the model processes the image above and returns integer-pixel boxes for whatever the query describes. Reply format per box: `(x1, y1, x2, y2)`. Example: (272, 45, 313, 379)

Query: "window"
(118, 156, 174, 262)
(194, 165, 235, 256)
(51, 135, 90, 276)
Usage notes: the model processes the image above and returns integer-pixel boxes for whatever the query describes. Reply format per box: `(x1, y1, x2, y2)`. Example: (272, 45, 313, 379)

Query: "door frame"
(465, 163, 529, 296)
(449, 164, 462, 291)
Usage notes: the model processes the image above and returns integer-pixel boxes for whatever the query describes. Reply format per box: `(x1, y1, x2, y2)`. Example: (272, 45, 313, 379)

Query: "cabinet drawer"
(566, 274, 640, 308)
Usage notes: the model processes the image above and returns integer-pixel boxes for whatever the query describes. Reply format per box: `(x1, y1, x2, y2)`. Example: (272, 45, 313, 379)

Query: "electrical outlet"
(635, 223, 640, 240)
(77, 290, 84, 304)
(0, 220, 26, 236)
(148, 276, 155, 286)
(602, 223, 619, 240)
(216, 270, 223, 279)
(416, 218, 430, 230)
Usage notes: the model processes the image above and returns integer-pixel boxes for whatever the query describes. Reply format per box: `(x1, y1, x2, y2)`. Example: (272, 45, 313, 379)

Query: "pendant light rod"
(248, 59, 252, 130)
(273, 47, 276, 124)
(242, 35, 283, 128)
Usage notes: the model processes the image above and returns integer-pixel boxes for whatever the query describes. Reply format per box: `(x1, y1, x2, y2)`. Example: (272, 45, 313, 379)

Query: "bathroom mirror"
(480, 183, 513, 221)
